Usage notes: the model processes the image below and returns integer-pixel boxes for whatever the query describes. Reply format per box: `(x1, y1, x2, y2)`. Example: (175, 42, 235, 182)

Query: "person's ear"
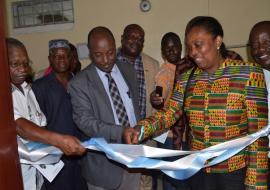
(216, 36, 223, 50)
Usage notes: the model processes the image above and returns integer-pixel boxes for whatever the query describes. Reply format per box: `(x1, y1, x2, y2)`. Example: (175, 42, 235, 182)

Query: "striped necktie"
(106, 73, 129, 126)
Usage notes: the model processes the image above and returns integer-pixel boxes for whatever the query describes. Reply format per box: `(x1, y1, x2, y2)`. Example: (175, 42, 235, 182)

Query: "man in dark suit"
(32, 39, 87, 190)
(68, 26, 141, 190)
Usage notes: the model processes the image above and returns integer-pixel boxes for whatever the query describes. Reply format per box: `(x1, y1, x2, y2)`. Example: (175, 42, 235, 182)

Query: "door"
(0, 1, 24, 189)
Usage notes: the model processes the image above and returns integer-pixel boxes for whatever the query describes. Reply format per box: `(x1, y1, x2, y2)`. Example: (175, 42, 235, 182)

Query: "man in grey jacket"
(68, 26, 141, 190)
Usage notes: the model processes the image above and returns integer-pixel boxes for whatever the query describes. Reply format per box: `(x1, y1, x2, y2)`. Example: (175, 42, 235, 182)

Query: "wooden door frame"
(0, 1, 23, 189)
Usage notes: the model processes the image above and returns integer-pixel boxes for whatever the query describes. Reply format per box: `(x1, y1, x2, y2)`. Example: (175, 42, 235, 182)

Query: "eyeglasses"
(9, 60, 33, 69)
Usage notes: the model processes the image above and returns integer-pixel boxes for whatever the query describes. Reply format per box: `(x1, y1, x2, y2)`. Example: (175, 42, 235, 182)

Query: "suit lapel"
(116, 62, 140, 121)
(86, 65, 114, 115)
(117, 62, 132, 90)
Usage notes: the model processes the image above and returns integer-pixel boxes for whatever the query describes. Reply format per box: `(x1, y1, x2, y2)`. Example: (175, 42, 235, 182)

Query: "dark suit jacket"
(68, 61, 140, 189)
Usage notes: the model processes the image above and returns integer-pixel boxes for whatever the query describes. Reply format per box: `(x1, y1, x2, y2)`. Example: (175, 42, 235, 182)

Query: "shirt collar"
(117, 51, 142, 64)
(164, 60, 176, 70)
(95, 64, 119, 78)
(11, 81, 31, 93)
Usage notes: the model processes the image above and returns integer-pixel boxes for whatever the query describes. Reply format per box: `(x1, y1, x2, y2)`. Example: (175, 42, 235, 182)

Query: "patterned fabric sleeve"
(244, 64, 268, 189)
(138, 71, 188, 138)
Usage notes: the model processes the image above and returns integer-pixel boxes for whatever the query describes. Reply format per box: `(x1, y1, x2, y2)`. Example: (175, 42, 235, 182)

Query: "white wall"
(5, 0, 270, 73)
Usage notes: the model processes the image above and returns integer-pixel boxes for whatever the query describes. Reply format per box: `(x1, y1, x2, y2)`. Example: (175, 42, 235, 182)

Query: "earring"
(217, 46, 220, 50)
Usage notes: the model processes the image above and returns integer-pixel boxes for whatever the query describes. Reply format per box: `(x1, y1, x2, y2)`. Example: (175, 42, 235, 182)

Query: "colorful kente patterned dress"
(138, 59, 268, 189)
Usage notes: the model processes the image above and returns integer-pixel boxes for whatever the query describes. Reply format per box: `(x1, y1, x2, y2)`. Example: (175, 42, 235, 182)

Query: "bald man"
(249, 21, 270, 70)
(68, 27, 141, 190)
(117, 24, 159, 119)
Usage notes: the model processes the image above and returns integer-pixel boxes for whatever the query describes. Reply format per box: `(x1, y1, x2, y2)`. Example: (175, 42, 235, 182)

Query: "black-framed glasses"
(9, 60, 33, 68)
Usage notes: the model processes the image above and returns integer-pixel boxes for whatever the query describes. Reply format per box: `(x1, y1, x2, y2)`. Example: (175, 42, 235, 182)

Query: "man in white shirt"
(6, 37, 86, 190)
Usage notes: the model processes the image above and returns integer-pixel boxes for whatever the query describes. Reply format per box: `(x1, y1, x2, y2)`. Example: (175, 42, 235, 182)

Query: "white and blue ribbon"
(18, 124, 270, 180)
(18, 138, 62, 165)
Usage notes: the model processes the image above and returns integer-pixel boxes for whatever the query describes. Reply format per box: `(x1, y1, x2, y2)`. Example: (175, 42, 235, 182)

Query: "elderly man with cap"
(32, 39, 87, 190)
(7, 37, 85, 190)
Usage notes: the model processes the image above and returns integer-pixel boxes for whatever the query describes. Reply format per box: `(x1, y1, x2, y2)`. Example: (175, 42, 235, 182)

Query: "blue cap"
(49, 39, 70, 50)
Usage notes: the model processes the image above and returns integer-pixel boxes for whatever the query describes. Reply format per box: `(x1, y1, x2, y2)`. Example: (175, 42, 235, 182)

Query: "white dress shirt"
(12, 81, 47, 190)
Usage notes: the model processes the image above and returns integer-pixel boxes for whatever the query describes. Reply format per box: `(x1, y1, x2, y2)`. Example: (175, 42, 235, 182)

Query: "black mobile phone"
(155, 86, 163, 97)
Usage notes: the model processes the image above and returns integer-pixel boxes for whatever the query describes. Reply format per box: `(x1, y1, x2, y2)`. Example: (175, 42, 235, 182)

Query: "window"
(12, 0, 74, 32)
